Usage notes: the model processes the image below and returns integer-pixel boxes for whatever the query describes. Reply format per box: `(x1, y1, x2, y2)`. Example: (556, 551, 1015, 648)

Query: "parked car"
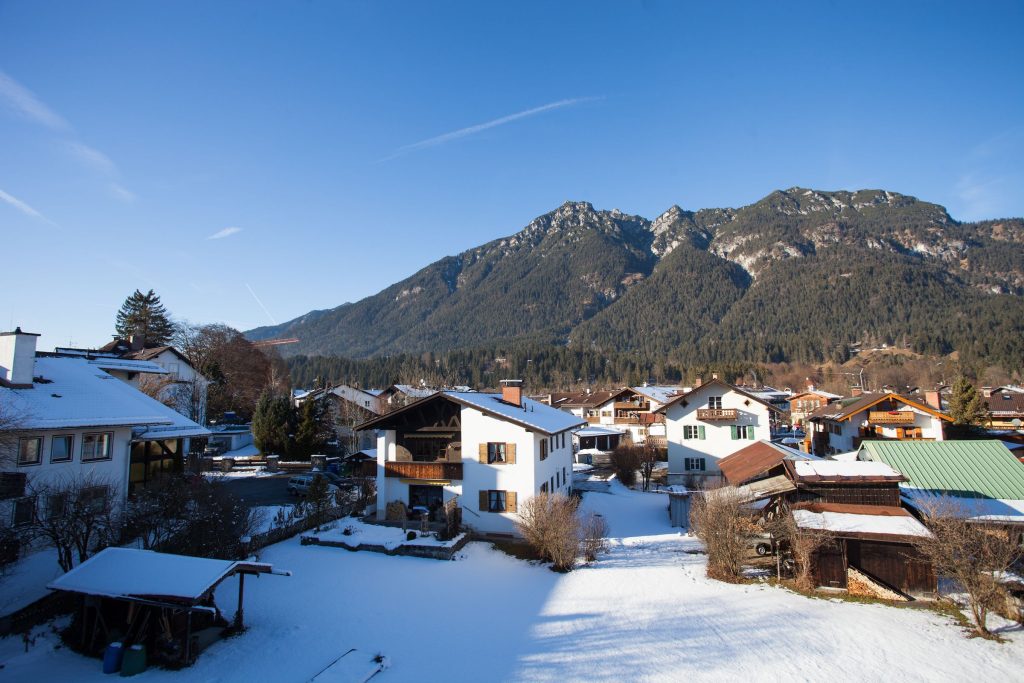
(287, 473, 339, 496)
(750, 533, 774, 556)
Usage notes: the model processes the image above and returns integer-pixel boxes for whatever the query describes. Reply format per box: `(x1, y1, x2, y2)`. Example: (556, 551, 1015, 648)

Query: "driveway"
(223, 474, 293, 507)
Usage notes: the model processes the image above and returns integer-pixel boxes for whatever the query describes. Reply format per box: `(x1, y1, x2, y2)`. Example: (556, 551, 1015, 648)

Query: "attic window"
(743, 399, 751, 406)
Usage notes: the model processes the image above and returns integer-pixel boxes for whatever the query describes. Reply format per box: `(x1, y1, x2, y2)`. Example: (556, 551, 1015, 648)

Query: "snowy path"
(1, 482, 1022, 681)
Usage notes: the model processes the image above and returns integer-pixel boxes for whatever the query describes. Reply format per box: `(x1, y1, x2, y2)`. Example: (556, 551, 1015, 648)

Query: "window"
(47, 492, 67, 520)
(563, 466, 567, 485)
(556, 470, 561, 488)
(684, 457, 706, 471)
(708, 396, 723, 410)
(682, 425, 705, 440)
(540, 439, 548, 461)
(12, 496, 35, 526)
(550, 476, 555, 491)
(17, 437, 42, 466)
(731, 425, 756, 440)
(488, 490, 506, 512)
(50, 435, 73, 463)
(487, 442, 507, 464)
(82, 486, 108, 513)
(540, 482, 548, 494)
(82, 432, 113, 461)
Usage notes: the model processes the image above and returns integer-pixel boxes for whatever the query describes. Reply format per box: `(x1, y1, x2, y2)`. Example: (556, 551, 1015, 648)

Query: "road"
(223, 474, 293, 507)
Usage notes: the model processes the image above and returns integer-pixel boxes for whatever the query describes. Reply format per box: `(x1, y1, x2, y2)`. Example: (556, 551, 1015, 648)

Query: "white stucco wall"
(664, 385, 771, 484)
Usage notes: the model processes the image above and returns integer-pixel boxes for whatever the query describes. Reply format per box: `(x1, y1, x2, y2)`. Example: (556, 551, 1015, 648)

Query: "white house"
(358, 380, 585, 536)
(805, 392, 950, 456)
(657, 378, 786, 485)
(1, 329, 210, 530)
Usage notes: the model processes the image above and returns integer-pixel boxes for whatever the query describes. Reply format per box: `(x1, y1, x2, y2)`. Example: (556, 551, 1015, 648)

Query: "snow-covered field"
(2, 482, 1021, 681)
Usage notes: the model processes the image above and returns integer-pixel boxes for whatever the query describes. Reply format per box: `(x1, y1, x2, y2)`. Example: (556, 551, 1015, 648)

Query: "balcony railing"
(868, 410, 916, 425)
(614, 401, 650, 411)
(384, 461, 463, 481)
(697, 408, 738, 421)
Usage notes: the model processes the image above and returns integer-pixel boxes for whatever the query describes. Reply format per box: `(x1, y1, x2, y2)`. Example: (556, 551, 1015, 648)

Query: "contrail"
(245, 282, 278, 325)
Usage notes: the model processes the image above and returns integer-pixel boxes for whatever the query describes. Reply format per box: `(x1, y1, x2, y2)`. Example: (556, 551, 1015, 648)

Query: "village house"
(787, 386, 842, 427)
(982, 386, 1024, 429)
(357, 380, 584, 536)
(0, 329, 209, 541)
(804, 391, 950, 456)
(296, 384, 382, 453)
(377, 383, 438, 411)
(657, 377, 787, 486)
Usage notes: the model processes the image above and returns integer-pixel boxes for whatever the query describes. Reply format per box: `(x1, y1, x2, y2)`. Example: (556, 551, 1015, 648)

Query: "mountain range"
(247, 188, 1024, 372)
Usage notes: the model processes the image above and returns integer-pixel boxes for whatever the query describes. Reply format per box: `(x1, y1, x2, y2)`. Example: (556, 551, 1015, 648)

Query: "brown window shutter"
(479, 490, 488, 511)
(506, 443, 516, 464)
(505, 490, 517, 513)
(478, 443, 488, 463)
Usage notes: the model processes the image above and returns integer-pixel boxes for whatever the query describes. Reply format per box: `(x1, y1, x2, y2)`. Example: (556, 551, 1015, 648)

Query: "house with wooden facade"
(983, 387, 1024, 429)
(804, 392, 951, 456)
(657, 378, 787, 486)
(357, 380, 585, 536)
(787, 388, 842, 427)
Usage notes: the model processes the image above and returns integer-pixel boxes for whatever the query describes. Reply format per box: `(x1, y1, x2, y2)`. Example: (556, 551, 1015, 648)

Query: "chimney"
(501, 379, 523, 407)
(711, 373, 719, 381)
(982, 386, 992, 398)
(806, 379, 816, 392)
(0, 327, 40, 387)
(851, 386, 863, 397)
(924, 390, 942, 410)
(130, 333, 146, 352)
(694, 377, 702, 387)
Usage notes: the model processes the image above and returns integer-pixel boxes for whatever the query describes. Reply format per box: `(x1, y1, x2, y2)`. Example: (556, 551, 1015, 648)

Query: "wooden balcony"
(614, 401, 650, 411)
(868, 410, 916, 425)
(697, 408, 738, 421)
(383, 461, 463, 481)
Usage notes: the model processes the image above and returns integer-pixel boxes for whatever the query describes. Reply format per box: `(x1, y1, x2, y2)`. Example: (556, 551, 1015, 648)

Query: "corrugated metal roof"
(858, 440, 1024, 500)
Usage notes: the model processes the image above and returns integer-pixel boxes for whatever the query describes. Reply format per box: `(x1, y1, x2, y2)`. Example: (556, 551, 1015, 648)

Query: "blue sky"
(1, 1, 1022, 351)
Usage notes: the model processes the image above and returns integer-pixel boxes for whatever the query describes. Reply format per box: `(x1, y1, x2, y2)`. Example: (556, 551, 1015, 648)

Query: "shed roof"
(718, 440, 812, 486)
(47, 548, 275, 605)
(792, 503, 932, 541)
(784, 459, 906, 484)
(857, 440, 1024, 500)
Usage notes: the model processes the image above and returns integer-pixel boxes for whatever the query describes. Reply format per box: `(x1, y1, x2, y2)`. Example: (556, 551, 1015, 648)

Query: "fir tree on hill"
(115, 289, 175, 345)
(947, 376, 989, 427)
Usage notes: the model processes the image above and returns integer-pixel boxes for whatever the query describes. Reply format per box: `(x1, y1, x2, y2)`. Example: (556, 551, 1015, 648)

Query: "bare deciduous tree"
(579, 511, 608, 562)
(765, 507, 833, 591)
(610, 445, 641, 487)
(690, 486, 758, 582)
(28, 474, 122, 573)
(913, 500, 1023, 637)
(515, 493, 581, 572)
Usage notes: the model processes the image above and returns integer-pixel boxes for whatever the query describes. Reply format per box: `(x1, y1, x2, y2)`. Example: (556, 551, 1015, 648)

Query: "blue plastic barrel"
(102, 642, 123, 674)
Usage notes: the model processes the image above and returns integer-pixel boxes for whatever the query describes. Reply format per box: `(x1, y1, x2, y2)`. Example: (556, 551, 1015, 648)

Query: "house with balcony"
(0, 328, 209, 542)
(357, 380, 585, 536)
(787, 388, 842, 427)
(656, 377, 787, 486)
(805, 392, 950, 456)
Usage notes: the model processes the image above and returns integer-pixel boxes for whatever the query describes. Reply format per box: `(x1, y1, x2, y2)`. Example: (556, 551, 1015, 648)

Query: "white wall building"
(806, 393, 950, 456)
(1, 329, 210, 530)
(359, 381, 584, 536)
(657, 378, 785, 485)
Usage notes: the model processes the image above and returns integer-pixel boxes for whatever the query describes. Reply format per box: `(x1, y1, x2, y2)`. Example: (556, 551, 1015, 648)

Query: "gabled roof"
(560, 388, 633, 409)
(986, 391, 1024, 417)
(655, 378, 786, 415)
(807, 392, 951, 423)
(384, 384, 436, 399)
(788, 389, 843, 402)
(857, 440, 1024, 500)
(1, 356, 195, 430)
(357, 391, 586, 436)
(718, 440, 812, 486)
(784, 459, 906, 485)
(629, 385, 688, 405)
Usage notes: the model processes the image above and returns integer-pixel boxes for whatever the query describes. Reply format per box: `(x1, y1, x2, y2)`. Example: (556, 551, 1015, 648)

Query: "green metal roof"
(857, 440, 1024, 500)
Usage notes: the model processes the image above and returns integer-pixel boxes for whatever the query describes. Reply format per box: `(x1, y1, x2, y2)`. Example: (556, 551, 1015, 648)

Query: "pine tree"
(292, 398, 327, 460)
(252, 390, 291, 455)
(115, 289, 175, 346)
(947, 376, 989, 426)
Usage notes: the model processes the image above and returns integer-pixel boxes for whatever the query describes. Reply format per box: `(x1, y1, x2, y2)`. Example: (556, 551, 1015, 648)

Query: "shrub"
(690, 486, 757, 581)
(579, 512, 609, 562)
(515, 493, 581, 571)
(610, 446, 641, 487)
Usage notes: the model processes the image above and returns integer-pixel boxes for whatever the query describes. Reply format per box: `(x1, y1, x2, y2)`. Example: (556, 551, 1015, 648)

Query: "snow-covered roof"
(900, 490, 1024, 524)
(445, 392, 586, 435)
(47, 548, 255, 603)
(134, 423, 212, 441)
(87, 358, 168, 375)
(790, 460, 904, 480)
(630, 385, 687, 405)
(574, 425, 627, 437)
(793, 504, 932, 539)
(393, 384, 436, 398)
(1, 356, 189, 430)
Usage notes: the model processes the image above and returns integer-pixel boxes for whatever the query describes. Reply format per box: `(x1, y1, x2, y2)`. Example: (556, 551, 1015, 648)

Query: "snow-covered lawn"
(307, 518, 465, 550)
(2, 482, 1022, 681)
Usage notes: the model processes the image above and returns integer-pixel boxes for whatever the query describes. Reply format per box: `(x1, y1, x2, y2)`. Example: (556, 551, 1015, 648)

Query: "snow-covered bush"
(516, 493, 581, 572)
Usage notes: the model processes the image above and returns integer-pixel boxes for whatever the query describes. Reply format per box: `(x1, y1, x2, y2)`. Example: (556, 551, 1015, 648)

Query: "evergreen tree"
(252, 390, 291, 455)
(947, 376, 989, 426)
(292, 397, 328, 460)
(115, 289, 175, 345)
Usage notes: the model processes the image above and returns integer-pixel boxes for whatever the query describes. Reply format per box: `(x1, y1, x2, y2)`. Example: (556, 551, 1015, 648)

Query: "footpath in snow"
(1, 482, 1022, 682)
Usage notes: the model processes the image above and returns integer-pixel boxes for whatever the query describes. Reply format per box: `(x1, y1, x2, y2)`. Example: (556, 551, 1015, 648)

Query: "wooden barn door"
(814, 540, 847, 589)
